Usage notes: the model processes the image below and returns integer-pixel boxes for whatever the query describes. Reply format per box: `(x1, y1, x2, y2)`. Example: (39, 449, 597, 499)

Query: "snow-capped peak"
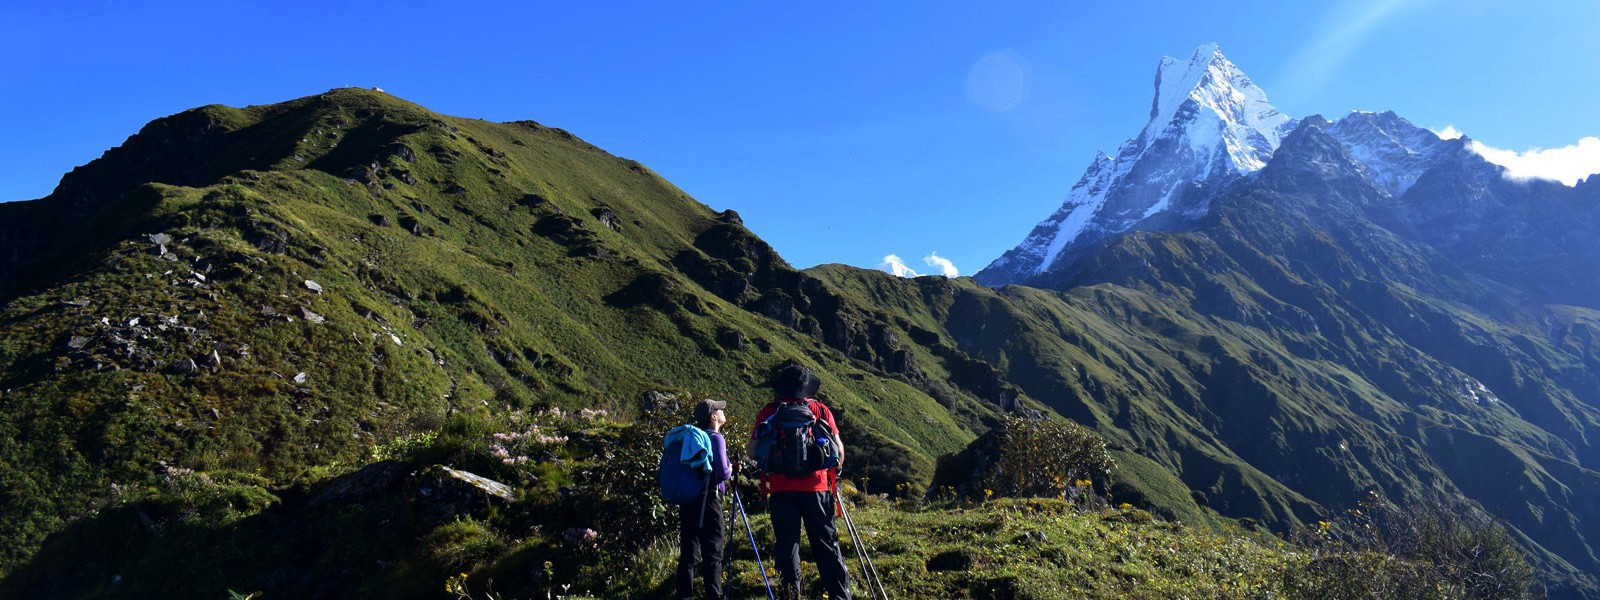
(976, 44, 1295, 286)
(1140, 43, 1292, 173)
(1324, 110, 1459, 197)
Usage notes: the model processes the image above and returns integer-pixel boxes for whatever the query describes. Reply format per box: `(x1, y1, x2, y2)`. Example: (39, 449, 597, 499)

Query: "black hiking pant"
(770, 491, 851, 599)
(677, 491, 726, 600)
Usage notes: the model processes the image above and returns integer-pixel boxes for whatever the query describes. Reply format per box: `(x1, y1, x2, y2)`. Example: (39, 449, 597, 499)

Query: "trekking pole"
(732, 486, 776, 600)
(841, 503, 888, 600)
(834, 482, 890, 600)
(835, 490, 874, 597)
(844, 502, 889, 600)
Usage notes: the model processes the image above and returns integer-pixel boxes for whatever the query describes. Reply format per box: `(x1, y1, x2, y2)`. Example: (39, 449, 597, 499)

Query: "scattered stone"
(148, 233, 172, 246)
(307, 460, 412, 509)
(293, 372, 308, 384)
(445, 184, 467, 195)
(642, 390, 681, 413)
(412, 465, 515, 525)
(259, 305, 279, 318)
(63, 298, 92, 308)
(67, 336, 90, 350)
(591, 207, 622, 232)
(716, 329, 748, 350)
(208, 349, 222, 367)
(399, 216, 424, 236)
(304, 280, 324, 294)
(387, 143, 416, 163)
(127, 318, 140, 327)
(160, 252, 179, 262)
(368, 214, 391, 227)
(173, 358, 199, 375)
(388, 333, 403, 346)
(300, 307, 326, 324)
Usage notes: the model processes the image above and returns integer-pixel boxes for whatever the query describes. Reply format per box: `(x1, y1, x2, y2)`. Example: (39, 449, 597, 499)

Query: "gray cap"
(694, 398, 727, 423)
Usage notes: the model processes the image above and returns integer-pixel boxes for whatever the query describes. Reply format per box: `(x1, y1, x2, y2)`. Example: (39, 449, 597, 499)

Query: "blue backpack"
(660, 424, 712, 505)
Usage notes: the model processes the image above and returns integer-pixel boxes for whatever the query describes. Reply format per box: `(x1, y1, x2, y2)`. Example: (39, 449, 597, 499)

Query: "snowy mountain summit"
(976, 43, 1296, 285)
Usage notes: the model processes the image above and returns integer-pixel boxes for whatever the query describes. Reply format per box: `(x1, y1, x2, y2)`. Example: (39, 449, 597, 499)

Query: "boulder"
(411, 465, 515, 525)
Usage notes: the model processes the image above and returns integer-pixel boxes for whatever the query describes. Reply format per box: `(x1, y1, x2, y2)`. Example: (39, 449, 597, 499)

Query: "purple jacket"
(708, 431, 732, 494)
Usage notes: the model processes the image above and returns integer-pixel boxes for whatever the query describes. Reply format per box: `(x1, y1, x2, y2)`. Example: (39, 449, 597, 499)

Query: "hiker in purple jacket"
(678, 398, 732, 599)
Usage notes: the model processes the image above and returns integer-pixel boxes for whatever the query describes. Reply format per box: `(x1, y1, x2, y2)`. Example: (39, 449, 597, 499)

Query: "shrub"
(1284, 492, 1537, 599)
(929, 416, 1114, 502)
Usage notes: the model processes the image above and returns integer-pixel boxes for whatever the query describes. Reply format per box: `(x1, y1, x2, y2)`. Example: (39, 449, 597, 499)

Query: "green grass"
(0, 87, 1592, 597)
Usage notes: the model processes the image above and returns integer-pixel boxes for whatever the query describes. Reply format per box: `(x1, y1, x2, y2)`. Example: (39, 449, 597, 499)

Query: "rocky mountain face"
(971, 44, 1600, 591)
(976, 44, 1294, 286)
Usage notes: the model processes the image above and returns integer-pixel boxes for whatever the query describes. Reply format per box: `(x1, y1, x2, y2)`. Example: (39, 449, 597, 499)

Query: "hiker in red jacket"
(751, 364, 851, 599)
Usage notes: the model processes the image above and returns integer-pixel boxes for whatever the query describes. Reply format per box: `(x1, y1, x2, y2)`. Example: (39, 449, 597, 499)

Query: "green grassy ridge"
(0, 87, 1580, 596)
(0, 88, 999, 576)
(807, 178, 1600, 589)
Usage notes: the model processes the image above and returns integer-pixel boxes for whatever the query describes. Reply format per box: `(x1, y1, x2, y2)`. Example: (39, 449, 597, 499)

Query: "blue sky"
(3, 0, 1597, 275)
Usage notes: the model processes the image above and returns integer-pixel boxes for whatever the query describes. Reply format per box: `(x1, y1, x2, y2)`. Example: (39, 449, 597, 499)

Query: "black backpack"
(753, 400, 840, 476)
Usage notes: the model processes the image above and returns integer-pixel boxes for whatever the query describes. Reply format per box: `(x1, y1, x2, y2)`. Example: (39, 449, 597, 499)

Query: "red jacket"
(752, 397, 840, 494)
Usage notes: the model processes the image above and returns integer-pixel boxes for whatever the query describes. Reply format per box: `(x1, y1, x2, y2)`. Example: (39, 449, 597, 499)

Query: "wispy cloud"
(1468, 136, 1600, 186)
(923, 252, 959, 277)
(879, 254, 920, 277)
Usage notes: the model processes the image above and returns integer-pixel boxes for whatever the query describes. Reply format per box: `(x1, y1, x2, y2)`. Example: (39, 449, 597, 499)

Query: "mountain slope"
(973, 117, 1600, 591)
(0, 89, 1037, 580)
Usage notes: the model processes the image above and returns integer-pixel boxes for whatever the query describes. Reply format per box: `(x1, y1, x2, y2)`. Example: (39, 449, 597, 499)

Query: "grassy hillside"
(0, 89, 1570, 598)
(0, 89, 1007, 578)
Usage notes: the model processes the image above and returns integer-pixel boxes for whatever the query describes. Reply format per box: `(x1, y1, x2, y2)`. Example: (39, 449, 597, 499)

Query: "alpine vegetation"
(0, 47, 1589, 598)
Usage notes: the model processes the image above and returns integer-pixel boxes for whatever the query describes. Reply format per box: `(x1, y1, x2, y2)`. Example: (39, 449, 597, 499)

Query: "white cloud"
(1468, 137, 1600, 186)
(1432, 124, 1463, 140)
(879, 254, 919, 277)
(922, 252, 959, 277)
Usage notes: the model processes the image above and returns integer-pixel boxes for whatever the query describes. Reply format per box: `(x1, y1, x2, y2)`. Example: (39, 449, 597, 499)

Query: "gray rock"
(412, 465, 515, 525)
(300, 307, 326, 324)
(293, 372, 308, 384)
(148, 233, 172, 246)
(208, 349, 222, 367)
(160, 252, 178, 262)
(173, 358, 198, 375)
(67, 336, 90, 350)
(642, 390, 681, 413)
(304, 280, 324, 294)
(306, 460, 413, 509)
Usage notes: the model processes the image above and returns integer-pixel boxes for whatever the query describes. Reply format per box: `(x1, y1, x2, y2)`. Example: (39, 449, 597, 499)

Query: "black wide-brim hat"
(773, 364, 821, 399)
